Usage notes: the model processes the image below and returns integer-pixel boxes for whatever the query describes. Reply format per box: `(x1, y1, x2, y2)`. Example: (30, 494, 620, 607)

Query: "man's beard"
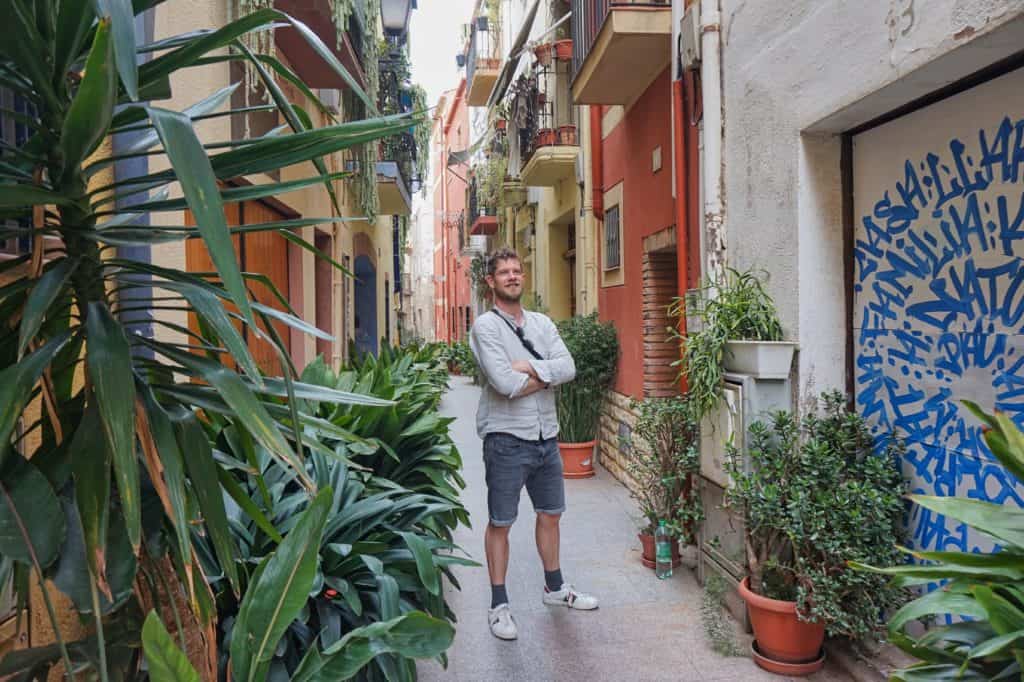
(493, 286, 522, 304)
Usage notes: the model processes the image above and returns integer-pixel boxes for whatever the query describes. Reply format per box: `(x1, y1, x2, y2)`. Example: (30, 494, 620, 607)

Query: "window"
(601, 182, 625, 288)
(1, 88, 35, 258)
(464, 306, 471, 333)
(604, 205, 621, 270)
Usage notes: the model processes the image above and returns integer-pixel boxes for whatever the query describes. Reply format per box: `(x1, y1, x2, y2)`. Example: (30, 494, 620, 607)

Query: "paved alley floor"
(417, 377, 852, 682)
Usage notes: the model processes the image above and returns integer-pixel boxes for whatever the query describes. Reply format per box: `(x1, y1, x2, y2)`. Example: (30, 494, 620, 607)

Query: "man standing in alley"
(469, 247, 598, 641)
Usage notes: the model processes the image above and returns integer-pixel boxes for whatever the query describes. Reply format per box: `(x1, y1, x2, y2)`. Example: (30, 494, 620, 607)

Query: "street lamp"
(380, 0, 416, 37)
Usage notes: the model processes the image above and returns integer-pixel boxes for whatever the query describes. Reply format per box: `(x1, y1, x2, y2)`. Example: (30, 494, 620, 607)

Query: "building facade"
(709, 0, 1024, 558)
(432, 82, 475, 343)
(151, 0, 418, 369)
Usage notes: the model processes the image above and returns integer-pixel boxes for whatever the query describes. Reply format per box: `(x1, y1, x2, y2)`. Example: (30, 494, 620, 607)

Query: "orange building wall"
(598, 68, 676, 398)
(432, 80, 473, 343)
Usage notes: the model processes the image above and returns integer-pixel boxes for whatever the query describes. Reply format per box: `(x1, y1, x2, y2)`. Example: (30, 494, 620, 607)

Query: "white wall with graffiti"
(852, 67, 1024, 554)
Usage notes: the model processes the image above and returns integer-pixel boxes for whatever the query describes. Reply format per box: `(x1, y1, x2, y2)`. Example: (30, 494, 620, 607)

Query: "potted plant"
(554, 39, 573, 61)
(555, 314, 619, 477)
(534, 42, 553, 66)
(557, 124, 577, 145)
(669, 267, 795, 424)
(724, 392, 908, 676)
(535, 128, 556, 148)
(624, 396, 702, 569)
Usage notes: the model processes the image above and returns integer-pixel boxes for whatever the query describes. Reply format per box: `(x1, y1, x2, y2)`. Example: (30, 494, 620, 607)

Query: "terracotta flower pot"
(557, 125, 577, 146)
(495, 118, 507, 131)
(738, 577, 826, 674)
(534, 42, 553, 66)
(637, 532, 681, 569)
(535, 128, 556, 148)
(554, 38, 573, 61)
(557, 440, 595, 478)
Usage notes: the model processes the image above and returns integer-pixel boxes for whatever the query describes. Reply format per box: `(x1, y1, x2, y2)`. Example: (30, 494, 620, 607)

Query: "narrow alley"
(417, 377, 852, 682)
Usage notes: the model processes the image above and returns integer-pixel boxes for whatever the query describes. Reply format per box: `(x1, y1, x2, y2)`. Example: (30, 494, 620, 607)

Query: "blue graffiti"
(855, 115, 1024, 556)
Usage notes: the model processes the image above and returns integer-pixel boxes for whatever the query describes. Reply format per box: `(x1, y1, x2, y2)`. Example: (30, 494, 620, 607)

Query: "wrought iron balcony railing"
(466, 19, 500, 88)
(570, 0, 670, 77)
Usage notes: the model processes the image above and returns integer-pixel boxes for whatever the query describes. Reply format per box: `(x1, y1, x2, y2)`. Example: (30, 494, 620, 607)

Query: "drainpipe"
(672, 77, 689, 391)
(589, 105, 603, 217)
(700, 0, 725, 284)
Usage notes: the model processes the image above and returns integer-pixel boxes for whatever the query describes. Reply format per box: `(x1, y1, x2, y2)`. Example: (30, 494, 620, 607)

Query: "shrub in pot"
(670, 267, 792, 424)
(623, 396, 702, 569)
(724, 392, 908, 673)
(555, 313, 619, 477)
(853, 402, 1024, 682)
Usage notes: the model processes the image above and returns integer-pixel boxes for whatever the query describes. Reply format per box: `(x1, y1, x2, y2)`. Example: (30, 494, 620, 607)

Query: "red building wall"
(597, 68, 676, 398)
(431, 80, 473, 343)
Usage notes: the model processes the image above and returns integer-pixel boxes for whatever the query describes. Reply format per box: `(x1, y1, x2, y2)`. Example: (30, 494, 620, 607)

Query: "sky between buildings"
(409, 0, 477, 111)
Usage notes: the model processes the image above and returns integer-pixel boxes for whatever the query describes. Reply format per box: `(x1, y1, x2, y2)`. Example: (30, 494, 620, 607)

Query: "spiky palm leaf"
(0, 0, 418, 677)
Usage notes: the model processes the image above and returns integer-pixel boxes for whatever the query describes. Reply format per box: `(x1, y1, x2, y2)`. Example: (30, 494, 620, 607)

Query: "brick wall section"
(642, 250, 679, 397)
(597, 389, 642, 497)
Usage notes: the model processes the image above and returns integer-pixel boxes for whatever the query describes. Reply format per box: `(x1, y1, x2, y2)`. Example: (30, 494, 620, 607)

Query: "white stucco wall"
(717, 0, 1024, 397)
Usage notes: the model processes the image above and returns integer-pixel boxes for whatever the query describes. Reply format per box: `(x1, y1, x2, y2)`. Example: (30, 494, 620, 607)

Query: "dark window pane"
(604, 205, 620, 270)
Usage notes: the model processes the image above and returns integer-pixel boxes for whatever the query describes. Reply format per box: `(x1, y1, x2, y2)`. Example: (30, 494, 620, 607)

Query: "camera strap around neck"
(491, 308, 544, 361)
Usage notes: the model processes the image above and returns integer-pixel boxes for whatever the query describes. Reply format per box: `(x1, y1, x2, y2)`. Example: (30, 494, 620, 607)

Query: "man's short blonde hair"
(486, 247, 521, 277)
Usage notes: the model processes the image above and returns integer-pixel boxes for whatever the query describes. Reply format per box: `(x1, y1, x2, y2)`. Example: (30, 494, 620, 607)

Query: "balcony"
(466, 18, 501, 106)
(274, 0, 368, 90)
(467, 176, 499, 236)
(512, 72, 578, 188)
(376, 161, 412, 215)
(570, 0, 672, 105)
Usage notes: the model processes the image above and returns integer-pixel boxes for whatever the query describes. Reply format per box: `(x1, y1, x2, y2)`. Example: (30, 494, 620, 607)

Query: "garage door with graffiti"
(852, 67, 1024, 555)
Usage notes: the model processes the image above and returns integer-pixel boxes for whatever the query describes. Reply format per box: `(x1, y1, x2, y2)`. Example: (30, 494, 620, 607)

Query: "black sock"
(544, 569, 563, 592)
(491, 584, 508, 608)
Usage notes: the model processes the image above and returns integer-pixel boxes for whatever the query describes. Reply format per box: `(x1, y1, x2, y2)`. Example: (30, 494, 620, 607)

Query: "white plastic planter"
(722, 341, 797, 380)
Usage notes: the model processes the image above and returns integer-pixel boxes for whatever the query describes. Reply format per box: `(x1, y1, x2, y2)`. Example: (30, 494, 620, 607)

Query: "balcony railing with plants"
(379, 45, 430, 194)
(510, 68, 576, 171)
(570, 0, 670, 77)
(465, 5, 502, 87)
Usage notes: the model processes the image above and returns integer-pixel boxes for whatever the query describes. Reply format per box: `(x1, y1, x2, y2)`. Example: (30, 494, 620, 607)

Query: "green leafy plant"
(0, 1, 419, 677)
(670, 268, 784, 423)
(853, 402, 1024, 681)
(623, 396, 702, 541)
(193, 345, 471, 679)
(725, 391, 909, 643)
(555, 313, 619, 443)
(469, 254, 491, 303)
(444, 340, 477, 377)
(141, 488, 455, 682)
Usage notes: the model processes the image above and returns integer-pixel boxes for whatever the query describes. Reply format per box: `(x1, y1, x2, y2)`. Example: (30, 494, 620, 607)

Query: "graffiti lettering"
(855, 114, 1024, 556)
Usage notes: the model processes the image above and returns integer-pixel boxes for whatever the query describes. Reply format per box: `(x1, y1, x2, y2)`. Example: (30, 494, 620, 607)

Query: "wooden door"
(239, 200, 291, 375)
(185, 200, 291, 375)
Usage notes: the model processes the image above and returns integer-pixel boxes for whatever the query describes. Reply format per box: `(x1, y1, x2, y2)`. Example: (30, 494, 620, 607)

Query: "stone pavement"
(418, 377, 852, 682)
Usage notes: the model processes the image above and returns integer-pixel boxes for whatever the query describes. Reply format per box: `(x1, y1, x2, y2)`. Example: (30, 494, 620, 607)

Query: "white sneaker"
(543, 583, 599, 610)
(488, 603, 518, 640)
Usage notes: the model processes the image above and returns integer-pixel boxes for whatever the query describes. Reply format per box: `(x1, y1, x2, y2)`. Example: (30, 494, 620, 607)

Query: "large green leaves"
(291, 612, 455, 682)
(85, 302, 139, 550)
(0, 333, 71, 472)
(17, 258, 78, 358)
(0, 460, 66, 569)
(69, 406, 111, 588)
(229, 487, 332, 682)
(146, 106, 254, 326)
(93, 0, 139, 100)
(141, 611, 200, 682)
(61, 17, 118, 178)
(910, 494, 1024, 550)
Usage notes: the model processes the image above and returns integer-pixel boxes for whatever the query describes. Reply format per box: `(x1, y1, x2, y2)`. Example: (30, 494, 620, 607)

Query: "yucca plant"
(853, 402, 1024, 681)
(0, 0, 421, 677)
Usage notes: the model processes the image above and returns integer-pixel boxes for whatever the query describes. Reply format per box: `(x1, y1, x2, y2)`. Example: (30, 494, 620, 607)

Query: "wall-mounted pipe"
(700, 0, 725, 283)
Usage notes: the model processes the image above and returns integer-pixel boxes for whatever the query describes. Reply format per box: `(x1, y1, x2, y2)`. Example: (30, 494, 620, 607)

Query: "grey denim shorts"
(482, 432, 566, 527)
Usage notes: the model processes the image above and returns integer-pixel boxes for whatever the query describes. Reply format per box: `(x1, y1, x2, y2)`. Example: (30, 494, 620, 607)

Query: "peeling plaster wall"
(718, 0, 1024, 397)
